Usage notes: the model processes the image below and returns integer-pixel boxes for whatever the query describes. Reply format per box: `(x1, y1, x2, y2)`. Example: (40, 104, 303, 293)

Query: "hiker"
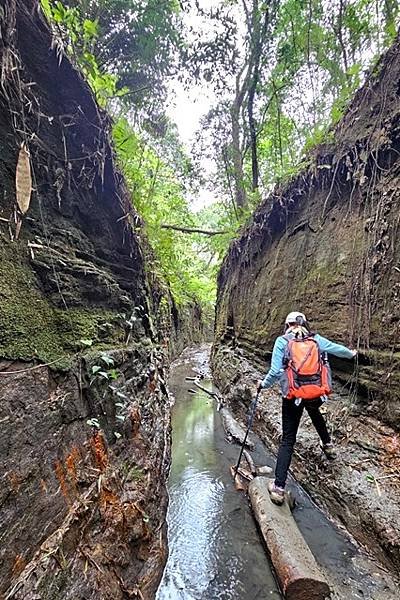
(258, 311, 357, 505)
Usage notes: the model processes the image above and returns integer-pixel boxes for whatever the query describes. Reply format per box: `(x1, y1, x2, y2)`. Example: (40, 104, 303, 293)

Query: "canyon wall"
(214, 33, 400, 429)
(212, 33, 400, 573)
(0, 1, 181, 598)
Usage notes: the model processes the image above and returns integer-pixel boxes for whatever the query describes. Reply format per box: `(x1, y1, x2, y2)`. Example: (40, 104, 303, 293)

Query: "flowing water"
(156, 345, 396, 600)
(156, 346, 281, 600)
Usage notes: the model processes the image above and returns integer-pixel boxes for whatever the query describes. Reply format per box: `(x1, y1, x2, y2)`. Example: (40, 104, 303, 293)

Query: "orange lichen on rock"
(99, 486, 119, 508)
(91, 431, 108, 471)
(99, 485, 126, 532)
(12, 553, 26, 577)
(130, 405, 141, 438)
(7, 471, 23, 493)
(65, 445, 81, 484)
(54, 460, 71, 505)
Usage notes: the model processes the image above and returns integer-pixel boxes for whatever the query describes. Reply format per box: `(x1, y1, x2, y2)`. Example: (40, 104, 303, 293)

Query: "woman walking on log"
(258, 311, 357, 505)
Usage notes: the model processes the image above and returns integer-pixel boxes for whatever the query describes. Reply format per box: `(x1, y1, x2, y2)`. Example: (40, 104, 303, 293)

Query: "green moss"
(37, 560, 71, 600)
(121, 462, 144, 481)
(0, 241, 125, 368)
(294, 263, 330, 296)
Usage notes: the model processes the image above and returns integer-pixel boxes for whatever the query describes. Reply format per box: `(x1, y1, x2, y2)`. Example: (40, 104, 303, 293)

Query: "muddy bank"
(212, 349, 400, 581)
(0, 2, 172, 598)
(163, 346, 399, 600)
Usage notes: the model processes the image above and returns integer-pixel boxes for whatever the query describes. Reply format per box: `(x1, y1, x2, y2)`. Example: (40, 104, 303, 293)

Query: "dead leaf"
(15, 142, 32, 215)
(230, 465, 250, 491)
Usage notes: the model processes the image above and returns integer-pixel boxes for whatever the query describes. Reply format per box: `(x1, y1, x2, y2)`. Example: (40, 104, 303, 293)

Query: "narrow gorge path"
(157, 345, 398, 600)
(156, 345, 281, 599)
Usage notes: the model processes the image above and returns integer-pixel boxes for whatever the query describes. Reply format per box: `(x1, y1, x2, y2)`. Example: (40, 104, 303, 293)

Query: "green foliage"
(113, 118, 216, 307)
(303, 124, 334, 154)
(203, 0, 400, 208)
(90, 353, 119, 385)
(61, 0, 184, 117)
(40, 0, 400, 317)
(260, 0, 399, 168)
(41, 0, 123, 107)
(41, 1, 219, 310)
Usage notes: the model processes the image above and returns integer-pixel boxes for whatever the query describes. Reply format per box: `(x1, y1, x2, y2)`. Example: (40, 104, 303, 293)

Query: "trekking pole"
(233, 387, 261, 480)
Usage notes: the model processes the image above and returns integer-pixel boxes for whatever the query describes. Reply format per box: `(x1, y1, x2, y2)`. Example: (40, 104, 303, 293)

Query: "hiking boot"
(267, 480, 285, 505)
(321, 442, 337, 459)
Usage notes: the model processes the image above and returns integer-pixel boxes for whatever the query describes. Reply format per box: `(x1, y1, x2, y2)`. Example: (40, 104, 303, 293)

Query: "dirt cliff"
(214, 34, 400, 428)
(0, 1, 177, 598)
(212, 34, 400, 574)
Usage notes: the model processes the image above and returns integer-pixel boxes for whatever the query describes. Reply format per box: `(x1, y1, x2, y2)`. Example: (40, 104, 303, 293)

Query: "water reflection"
(156, 352, 281, 600)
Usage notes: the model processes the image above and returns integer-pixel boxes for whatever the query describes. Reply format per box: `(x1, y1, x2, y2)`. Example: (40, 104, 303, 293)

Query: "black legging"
(275, 398, 331, 488)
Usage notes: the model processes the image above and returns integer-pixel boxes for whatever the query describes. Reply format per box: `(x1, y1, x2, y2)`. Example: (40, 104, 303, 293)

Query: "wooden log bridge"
(249, 478, 331, 600)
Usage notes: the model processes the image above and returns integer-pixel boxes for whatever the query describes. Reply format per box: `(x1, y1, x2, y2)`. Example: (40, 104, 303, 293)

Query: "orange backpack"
(281, 335, 332, 400)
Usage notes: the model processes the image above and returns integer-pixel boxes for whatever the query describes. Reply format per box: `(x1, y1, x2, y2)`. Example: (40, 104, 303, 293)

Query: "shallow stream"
(156, 346, 281, 600)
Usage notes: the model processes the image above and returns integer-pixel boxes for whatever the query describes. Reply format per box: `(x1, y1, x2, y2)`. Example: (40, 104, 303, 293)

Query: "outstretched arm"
(315, 334, 356, 359)
(260, 337, 287, 390)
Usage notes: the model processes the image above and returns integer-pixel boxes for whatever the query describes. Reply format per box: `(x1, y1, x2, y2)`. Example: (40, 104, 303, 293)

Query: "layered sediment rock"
(0, 2, 177, 598)
(213, 34, 400, 573)
(214, 34, 400, 428)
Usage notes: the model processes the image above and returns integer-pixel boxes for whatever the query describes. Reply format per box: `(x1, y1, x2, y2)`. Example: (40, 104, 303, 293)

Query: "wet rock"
(0, 3, 175, 599)
(213, 351, 400, 580)
(257, 465, 273, 475)
(213, 35, 400, 430)
(212, 29, 400, 583)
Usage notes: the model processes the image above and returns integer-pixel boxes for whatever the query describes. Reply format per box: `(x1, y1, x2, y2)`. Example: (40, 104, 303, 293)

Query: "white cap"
(285, 311, 306, 325)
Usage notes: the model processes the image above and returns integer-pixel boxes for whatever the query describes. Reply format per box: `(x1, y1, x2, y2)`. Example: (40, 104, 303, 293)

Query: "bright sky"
(168, 83, 214, 146)
(165, 0, 228, 211)
(167, 82, 217, 210)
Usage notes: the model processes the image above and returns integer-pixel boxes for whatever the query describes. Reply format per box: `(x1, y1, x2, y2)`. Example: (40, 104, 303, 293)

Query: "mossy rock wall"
(213, 34, 400, 429)
(0, 2, 172, 598)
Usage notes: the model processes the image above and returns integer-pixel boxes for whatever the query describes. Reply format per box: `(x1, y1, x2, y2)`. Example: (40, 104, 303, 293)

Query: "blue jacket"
(261, 333, 354, 389)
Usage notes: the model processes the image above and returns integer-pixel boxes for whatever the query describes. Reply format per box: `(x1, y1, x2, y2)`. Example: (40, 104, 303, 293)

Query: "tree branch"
(161, 224, 228, 236)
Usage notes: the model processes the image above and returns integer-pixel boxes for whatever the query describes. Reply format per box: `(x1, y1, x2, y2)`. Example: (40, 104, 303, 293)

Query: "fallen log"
(230, 465, 253, 491)
(185, 377, 224, 409)
(249, 478, 330, 600)
(257, 465, 273, 475)
(220, 407, 254, 449)
(193, 380, 218, 398)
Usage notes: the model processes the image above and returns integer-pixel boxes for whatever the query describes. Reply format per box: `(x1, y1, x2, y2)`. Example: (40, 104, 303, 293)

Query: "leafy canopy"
(40, 0, 400, 315)
(113, 118, 217, 308)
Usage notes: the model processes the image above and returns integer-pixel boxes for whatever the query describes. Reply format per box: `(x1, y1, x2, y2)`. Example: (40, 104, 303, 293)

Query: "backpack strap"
(282, 335, 291, 367)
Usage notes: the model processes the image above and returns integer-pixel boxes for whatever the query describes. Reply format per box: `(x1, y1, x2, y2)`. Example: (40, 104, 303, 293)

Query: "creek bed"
(157, 346, 397, 600)
(156, 346, 281, 600)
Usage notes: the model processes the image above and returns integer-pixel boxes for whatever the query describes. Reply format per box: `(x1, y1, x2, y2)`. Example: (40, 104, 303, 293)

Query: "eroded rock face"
(1, 348, 170, 600)
(214, 33, 400, 429)
(212, 34, 400, 577)
(0, 1, 171, 598)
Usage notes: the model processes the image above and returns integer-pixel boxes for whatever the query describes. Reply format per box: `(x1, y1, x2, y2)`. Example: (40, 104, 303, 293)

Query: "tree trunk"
(249, 477, 331, 600)
(230, 97, 247, 209)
